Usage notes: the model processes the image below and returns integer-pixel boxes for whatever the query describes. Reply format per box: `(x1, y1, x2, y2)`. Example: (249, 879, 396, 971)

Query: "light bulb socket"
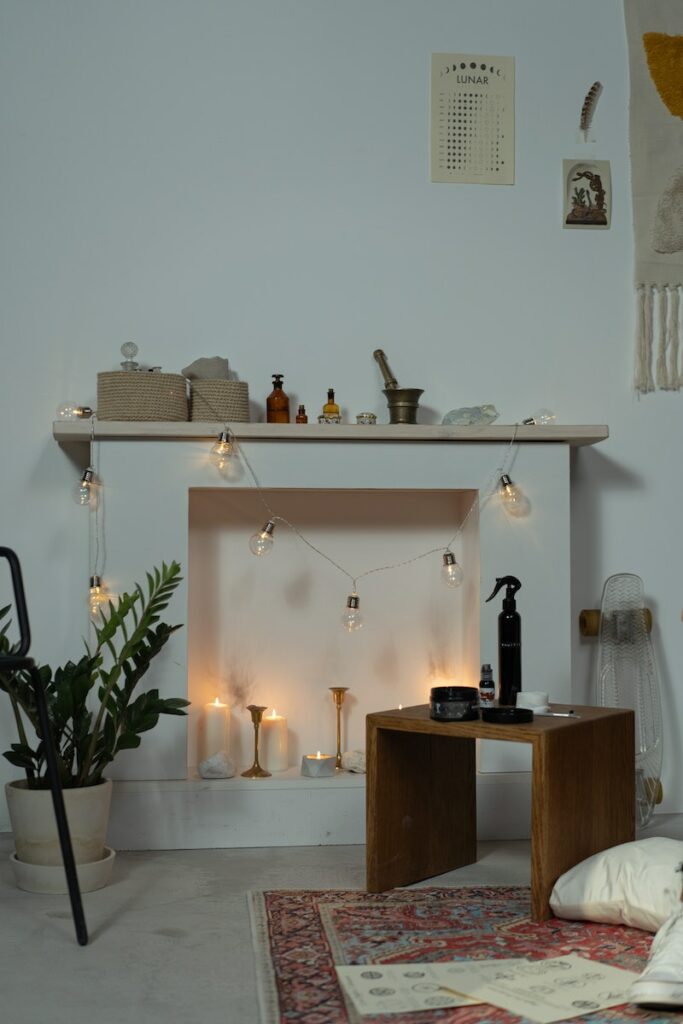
(443, 551, 456, 567)
(499, 474, 513, 488)
(346, 594, 360, 610)
(216, 429, 231, 445)
(89, 575, 101, 589)
(261, 520, 276, 537)
(522, 416, 535, 425)
(76, 406, 93, 418)
(81, 467, 95, 484)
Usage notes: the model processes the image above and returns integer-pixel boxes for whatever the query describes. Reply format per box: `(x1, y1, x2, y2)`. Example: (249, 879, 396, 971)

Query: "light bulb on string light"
(522, 408, 556, 426)
(209, 430, 234, 470)
(498, 474, 531, 518)
(56, 402, 93, 421)
(75, 467, 96, 506)
(249, 520, 276, 556)
(341, 593, 363, 632)
(441, 551, 464, 588)
(89, 575, 107, 620)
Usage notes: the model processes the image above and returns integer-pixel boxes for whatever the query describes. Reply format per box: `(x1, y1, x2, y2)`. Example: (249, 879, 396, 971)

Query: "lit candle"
(301, 751, 336, 777)
(260, 708, 289, 772)
(198, 698, 230, 763)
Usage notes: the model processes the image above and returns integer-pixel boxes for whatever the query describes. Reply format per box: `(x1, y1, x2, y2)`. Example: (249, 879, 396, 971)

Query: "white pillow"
(550, 837, 683, 933)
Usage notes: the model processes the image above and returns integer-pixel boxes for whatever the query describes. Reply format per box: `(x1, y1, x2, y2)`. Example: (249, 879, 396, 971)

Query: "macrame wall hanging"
(624, 0, 683, 392)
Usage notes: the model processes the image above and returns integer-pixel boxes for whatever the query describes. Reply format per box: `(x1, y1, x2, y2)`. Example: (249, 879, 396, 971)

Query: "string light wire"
(225, 419, 522, 592)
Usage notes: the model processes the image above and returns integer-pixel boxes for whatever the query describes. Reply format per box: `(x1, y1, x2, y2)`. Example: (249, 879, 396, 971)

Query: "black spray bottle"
(485, 576, 522, 706)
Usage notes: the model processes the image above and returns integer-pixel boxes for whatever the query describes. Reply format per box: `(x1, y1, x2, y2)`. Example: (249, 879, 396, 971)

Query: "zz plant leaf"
(0, 561, 188, 789)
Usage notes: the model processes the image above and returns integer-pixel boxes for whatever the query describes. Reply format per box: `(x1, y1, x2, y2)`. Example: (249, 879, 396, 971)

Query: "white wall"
(1, 0, 681, 829)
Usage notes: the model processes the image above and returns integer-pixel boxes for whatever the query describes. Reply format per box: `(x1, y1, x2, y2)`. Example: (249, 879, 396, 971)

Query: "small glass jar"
(429, 686, 479, 721)
(317, 414, 342, 424)
(356, 412, 377, 425)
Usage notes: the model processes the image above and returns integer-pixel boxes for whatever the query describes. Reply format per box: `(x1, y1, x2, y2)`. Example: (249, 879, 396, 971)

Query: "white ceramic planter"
(5, 778, 113, 866)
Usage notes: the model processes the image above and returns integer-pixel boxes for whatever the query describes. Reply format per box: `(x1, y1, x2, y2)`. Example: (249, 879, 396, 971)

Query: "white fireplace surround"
(55, 421, 606, 850)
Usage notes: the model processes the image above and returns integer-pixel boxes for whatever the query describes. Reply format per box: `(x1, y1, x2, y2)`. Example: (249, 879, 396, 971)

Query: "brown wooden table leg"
(529, 711, 635, 921)
(366, 718, 477, 892)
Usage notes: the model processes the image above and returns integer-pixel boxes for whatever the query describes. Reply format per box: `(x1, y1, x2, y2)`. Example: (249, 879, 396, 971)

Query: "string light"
(249, 520, 276, 556)
(522, 408, 556, 426)
(75, 467, 95, 506)
(441, 551, 464, 588)
(210, 430, 234, 469)
(197, 384, 526, 627)
(57, 402, 93, 420)
(499, 474, 530, 518)
(89, 574, 107, 620)
(341, 593, 363, 632)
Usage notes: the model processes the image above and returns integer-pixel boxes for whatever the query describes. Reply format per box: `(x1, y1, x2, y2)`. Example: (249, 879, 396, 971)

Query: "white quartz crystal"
(442, 404, 499, 426)
(198, 750, 236, 779)
(341, 749, 366, 773)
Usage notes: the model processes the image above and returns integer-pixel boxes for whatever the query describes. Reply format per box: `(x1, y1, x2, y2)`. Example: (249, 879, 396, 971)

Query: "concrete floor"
(1, 818, 681, 1024)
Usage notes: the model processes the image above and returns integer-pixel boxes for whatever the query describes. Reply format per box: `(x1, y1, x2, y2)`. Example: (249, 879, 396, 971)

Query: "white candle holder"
(301, 753, 336, 778)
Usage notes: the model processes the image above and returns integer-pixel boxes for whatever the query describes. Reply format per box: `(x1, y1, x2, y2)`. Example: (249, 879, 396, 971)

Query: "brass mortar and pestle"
(373, 349, 424, 424)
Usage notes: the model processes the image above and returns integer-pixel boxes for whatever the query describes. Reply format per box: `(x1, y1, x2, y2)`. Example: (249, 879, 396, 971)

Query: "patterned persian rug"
(248, 885, 673, 1024)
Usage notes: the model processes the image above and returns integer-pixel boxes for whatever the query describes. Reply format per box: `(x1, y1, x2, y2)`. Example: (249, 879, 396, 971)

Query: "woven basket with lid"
(189, 380, 250, 422)
(97, 372, 188, 421)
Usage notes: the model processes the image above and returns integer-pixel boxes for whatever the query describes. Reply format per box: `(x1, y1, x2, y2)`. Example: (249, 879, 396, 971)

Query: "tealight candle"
(301, 751, 336, 778)
(261, 708, 289, 772)
(198, 698, 230, 763)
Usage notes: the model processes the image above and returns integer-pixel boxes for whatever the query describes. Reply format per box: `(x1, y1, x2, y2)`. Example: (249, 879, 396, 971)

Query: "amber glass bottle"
(296, 404, 308, 423)
(266, 374, 290, 423)
(322, 389, 340, 417)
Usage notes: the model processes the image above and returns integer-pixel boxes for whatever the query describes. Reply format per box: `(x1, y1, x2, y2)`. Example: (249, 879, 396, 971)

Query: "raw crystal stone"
(442, 404, 499, 426)
(341, 749, 366, 773)
(198, 750, 236, 779)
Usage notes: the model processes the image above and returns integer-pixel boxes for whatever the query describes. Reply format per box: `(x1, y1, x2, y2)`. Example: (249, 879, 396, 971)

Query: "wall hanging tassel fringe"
(625, 0, 683, 394)
(667, 285, 681, 388)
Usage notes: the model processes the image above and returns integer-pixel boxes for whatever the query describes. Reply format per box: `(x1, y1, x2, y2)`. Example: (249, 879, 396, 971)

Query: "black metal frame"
(0, 546, 88, 945)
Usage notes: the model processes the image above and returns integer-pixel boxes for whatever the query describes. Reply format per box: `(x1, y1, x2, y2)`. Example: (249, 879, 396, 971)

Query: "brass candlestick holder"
(241, 704, 271, 778)
(329, 687, 349, 770)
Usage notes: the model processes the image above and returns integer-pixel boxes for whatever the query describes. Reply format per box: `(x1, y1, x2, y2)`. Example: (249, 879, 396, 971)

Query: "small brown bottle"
(295, 404, 308, 423)
(266, 374, 290, 423)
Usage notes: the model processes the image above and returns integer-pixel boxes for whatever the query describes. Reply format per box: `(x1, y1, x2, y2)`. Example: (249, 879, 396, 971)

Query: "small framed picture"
(563, 159, 611, 229)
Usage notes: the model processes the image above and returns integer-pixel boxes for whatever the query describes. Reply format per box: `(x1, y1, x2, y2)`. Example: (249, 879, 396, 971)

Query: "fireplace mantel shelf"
(53, 421, 608, 446)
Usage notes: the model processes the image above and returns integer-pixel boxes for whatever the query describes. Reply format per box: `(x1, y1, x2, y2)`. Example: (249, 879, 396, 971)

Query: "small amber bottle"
(266, 374, 290, 423)
(296, 404, 308, 423)
(322, 389, 340, 417)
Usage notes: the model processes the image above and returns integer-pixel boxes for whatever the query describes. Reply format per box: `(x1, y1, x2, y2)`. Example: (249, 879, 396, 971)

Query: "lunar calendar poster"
(431, 54, 515, 184)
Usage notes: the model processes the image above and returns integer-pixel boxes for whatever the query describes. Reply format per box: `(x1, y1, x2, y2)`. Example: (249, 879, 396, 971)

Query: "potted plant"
(0, 560, 188, 890)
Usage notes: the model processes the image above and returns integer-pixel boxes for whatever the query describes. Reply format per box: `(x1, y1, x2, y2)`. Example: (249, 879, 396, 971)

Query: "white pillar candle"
(261, 709, 289, 772)
(198, 698, 230, 763)
(301, 751, 336, 777)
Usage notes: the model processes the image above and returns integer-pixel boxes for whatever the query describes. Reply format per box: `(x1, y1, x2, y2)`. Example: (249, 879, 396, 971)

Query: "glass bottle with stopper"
(266, 374, 290, 423)
(319, 389, 341, 423)
(120, 342, 139, 371)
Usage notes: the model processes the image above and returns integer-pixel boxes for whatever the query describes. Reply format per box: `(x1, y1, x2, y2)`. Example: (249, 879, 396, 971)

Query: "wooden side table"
(366, 703, 635, 921)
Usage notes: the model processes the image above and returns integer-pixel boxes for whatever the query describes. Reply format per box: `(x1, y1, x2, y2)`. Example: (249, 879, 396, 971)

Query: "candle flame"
(269, 709, 277, 718)
(316, 750, 321, 758)
(398, 703, 403, 710)
(212, 697, 224, 706)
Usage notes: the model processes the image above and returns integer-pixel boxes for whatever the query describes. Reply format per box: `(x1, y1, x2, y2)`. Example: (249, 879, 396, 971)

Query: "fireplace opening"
(188, 487, 478, 772)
